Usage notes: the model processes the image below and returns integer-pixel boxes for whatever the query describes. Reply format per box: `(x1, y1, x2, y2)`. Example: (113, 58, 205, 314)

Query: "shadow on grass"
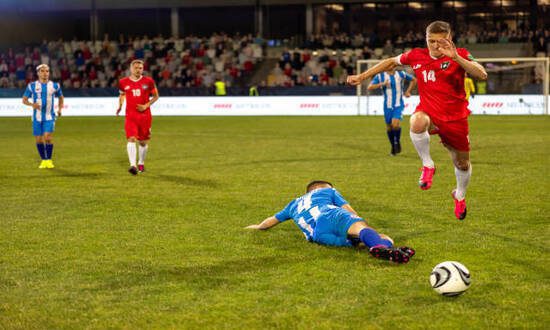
(90, 256, 304, 292)
(206, 156, 359, 169)
(148, 174, 220, 188)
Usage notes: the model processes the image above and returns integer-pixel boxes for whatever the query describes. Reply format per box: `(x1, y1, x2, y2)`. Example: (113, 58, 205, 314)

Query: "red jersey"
(118, 76, 156, 117)
(398, 48, 474, 122)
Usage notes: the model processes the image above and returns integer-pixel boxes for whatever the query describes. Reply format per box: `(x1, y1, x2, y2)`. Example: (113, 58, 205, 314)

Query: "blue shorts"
(384, 106, 404, 125)
(33, 120, 55, 136)
(312, 206, 364, 247)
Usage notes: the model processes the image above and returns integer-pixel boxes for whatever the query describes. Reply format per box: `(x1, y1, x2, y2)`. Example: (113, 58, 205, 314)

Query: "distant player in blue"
(246, 181, 415, 263)
(22, 64, 64, 169)
(368, 68, 416, 156)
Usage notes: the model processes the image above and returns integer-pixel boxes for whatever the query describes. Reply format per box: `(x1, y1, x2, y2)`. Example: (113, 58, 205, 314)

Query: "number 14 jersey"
(398, 48, 474, 122)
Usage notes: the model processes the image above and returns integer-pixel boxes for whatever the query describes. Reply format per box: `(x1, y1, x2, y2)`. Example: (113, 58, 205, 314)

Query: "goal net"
(356, 57, 549, 116)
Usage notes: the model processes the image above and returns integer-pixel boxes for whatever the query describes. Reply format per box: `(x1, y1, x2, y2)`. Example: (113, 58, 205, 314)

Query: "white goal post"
(356, 57, 549, 116)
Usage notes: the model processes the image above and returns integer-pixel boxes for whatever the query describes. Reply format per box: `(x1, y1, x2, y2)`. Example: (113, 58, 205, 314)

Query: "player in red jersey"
(117, 60, 159, 175)
(347, 21, 487, 220)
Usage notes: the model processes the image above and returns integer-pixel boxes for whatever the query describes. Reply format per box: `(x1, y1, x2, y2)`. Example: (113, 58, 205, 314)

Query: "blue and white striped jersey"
(23, 81, 63, 122)
(371, 71, 414, 109)
(274, 188, 348, 241)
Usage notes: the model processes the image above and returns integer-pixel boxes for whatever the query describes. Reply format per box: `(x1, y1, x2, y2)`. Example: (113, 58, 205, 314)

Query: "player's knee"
(456, 160, 470, 171)
(127, 137, 137, 142)
(410, 113, 429, 133)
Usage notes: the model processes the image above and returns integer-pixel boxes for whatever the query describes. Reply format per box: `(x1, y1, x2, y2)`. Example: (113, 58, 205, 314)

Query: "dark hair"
(426, 21, 452, 35)
(306, 180, 333, 192)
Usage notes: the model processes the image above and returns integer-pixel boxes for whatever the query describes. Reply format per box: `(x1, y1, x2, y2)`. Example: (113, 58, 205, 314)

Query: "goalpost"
(356, 57, 550, 116)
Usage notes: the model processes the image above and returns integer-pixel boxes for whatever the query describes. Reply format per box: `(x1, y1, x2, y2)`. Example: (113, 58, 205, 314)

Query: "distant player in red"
(117, 60, 159, 175)
(347, 21, 487, 220)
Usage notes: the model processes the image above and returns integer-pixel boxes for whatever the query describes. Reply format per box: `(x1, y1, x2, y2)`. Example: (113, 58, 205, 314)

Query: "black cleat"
(397, 246, 415, 258)
(390, 145, 397, 156)
(395, 142, 402, 154)
(369, 245, 411, 264)
(128, 166, 138, 175)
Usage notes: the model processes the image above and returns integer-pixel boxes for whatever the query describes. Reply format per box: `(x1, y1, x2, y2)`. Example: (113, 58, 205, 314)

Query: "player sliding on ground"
(117, 60, 159, 175)
(246, 181, 415, 264)
(347, 21, 488, 220)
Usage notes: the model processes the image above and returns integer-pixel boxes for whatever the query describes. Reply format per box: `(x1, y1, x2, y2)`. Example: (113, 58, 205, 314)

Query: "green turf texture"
(0, 116, 548, 329)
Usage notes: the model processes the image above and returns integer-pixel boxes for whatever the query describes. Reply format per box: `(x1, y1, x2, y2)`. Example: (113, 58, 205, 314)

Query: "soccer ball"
(429, 261, 471, 296)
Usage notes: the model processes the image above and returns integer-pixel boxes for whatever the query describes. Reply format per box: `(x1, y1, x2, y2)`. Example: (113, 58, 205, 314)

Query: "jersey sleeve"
(23, 83, 32, 98)
(397, 49, 414, 66)
(458, 48, 475, 62)
(274, 201, 293, 222)
(149, 78, 157, 93)
(371, 74, 380, 84)
(54, 83, 63, 97)
(332, 189, 349, 207)
(118, 80, 125, 94)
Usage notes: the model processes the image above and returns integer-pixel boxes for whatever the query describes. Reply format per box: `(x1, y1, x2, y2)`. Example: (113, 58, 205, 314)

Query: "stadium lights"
(443, 1, 467, 8)
(409, 2, 424, 9)
(324, 4, 344, 12)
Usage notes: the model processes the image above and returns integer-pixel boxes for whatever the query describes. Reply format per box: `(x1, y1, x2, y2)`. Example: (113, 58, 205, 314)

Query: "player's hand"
(137, 104, 148, 112)
(436, 39, 458, 60)
(245, 224, 261, 230)
(116, 107, 121, 116)
(32, 103, 41, 110)
(404, 91, 411, 97)
(346, 75, 362, 86)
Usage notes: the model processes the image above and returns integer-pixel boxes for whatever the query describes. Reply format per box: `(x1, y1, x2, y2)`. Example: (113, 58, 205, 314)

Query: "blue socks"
(359, 228, 393, 248)
(45, 144, 53, 160)
(36, 143, 46, 160)
(387, 128, 401, 145)
(394, 127, 401, 144)
(387, 130, 394, 145)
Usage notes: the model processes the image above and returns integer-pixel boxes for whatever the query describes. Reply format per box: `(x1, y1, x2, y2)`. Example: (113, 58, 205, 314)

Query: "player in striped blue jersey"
(246, 181, 415, 263)
(368, 68, 416, 155)
(22, 64, 64, 169)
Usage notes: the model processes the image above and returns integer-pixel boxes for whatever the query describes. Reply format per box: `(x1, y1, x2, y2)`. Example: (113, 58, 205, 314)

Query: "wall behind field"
(1, 95, 547, 117)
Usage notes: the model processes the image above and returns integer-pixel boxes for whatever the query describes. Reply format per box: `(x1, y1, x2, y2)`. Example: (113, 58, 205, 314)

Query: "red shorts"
(125, 115, 152, 141)
(429, 116, 470, 152)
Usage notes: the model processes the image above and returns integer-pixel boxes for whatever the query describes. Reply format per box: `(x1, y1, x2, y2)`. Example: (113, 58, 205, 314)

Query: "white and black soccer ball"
(429, 261, 471, 296)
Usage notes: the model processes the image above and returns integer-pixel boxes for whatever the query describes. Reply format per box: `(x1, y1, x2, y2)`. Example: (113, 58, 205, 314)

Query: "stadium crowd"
(0, 33, 263, 89)
(0, 28, 547, 90)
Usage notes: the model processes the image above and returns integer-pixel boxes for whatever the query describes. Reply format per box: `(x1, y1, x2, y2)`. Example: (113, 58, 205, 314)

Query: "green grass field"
(0, 115, 548, 329)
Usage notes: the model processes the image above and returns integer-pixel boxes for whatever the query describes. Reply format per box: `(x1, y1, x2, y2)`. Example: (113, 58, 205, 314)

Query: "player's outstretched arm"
(22, 96, 40, 110)
(347, 57, 400, 86)
(116, 93, 125, 115)
(57, 96, 64, 117)
(245, 216, 280, 230)
(405, 77, 417, 97)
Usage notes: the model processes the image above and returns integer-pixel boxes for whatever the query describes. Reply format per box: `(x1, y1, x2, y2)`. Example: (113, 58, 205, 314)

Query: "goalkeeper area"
(357, 57, 549, 116)
(0, 115, 548, 328)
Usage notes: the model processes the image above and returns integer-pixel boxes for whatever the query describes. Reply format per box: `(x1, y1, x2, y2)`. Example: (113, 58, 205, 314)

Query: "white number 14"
(422, 70, 436, 83)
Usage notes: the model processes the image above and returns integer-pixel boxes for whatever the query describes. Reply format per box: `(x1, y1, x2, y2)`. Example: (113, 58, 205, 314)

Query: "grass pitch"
(0, 115, 548, 329)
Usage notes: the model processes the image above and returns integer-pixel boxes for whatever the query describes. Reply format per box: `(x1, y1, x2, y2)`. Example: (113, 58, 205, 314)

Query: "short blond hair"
(426, 21, 452, 35)
(36, 64, 49, 71)
(130, 59, 144, 66)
